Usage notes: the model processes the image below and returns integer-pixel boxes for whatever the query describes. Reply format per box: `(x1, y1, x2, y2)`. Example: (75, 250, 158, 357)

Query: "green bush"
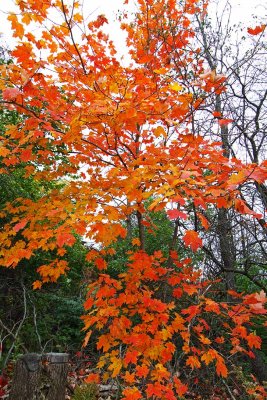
(71, 383, 99, 400)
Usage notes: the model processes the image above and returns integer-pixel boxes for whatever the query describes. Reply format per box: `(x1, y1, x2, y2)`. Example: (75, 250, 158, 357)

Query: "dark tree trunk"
(9, 353, 69, 400)
(217, 208, 236, 293)
(250, 349, 267, 385)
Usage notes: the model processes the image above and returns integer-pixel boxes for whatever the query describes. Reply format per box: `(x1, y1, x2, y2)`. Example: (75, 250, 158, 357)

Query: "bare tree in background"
(191, 0, 267, 293)
(190, 0, 267, 383)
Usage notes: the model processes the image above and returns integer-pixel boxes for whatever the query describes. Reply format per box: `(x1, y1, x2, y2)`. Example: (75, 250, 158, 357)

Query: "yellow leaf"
(201, 350, 215, 365)
(22, 13, 32, 25)
(153, 67, 169, 74)
(148, 197, 162, 210)
(97, 356, 106, 369)
(108, 357, 123, 377)
(227, 170, 246, 187)
(169, 82, 183, 91)
(160, 328, 172, 340)
(154, 126, 166, 137)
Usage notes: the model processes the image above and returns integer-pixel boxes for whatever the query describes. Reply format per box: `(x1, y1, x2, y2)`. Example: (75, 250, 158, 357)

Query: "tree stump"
(9, 352, 69, 400)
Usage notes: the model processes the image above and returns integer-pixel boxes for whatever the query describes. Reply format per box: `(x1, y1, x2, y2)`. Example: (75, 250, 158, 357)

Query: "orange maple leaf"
(197, 212, 210, 230)
(95, 258, 107, 270)
(32, 280, 42, 290)
(135, 364, 149, 378)
(122, 387, 142, 400)
(201, 349, 217, 365)
(216, 360, 228, 377)
(183, 230, 202, 251)
(198, 334, 211, 345)
(84, 373, 100, 384)
(132, 237, 141, 246)
(246, 333, 262, 349)
(205, 298, 221, 314)
(56, 232, 76, 248)
(174, 377, 188, 397)
(123, 371, 136, 384)
(124, 349, 139, 365)
(7, 14, 24, 39)
(186, 355, 201, 369)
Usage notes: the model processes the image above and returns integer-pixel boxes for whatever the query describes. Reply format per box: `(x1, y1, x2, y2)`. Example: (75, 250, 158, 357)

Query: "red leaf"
(95, 258, 107, 270)
(2, 87, 20, 100)
(167, 209, 187, 220)
(124, 349, 139, 365)
(247, 25, 266, 35)
(84, 297, 94, 310)
(0, 375, 8, 387)
(14, 218, 28, 232)
(20, 149, 32, 162)
(213, 111, 222, 117)
(136, 364, 149, 378)
(84, 373, 100, 384)
(56, 232, 76, 247)
(174, 377, 188, 397)
(246, 334, 261, 349)
(173, 287, 183, 298)
(234, 199, 262, 218)
(183, 230, 202, 251)
(218, 118, 234, 126)
(197, 212, 209, 230)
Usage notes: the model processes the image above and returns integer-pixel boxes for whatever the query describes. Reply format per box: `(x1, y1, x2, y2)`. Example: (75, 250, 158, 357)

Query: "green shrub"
(71, 383, 99, 400)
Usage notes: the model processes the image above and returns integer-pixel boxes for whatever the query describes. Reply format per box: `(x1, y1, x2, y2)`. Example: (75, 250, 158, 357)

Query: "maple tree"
(0, 0, 267, 398)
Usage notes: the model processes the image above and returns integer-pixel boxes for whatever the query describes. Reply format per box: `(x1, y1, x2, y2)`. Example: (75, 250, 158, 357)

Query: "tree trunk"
(250, 349, 267, 385)
(9, 353, 69, 400)
(217, 208, 236, 293)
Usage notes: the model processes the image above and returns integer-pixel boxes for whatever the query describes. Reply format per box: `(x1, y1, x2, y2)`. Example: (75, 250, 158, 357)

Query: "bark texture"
(9, 353, 69, 400)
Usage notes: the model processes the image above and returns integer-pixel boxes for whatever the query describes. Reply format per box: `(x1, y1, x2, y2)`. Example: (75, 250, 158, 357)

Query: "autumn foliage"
(83, 250, 266, 398)
(0, 0, 266, 398)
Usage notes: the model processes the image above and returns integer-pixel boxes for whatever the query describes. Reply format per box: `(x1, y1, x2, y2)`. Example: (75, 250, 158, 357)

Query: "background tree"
(191, 0, 267, 290)
(187, 0, 267, 383)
